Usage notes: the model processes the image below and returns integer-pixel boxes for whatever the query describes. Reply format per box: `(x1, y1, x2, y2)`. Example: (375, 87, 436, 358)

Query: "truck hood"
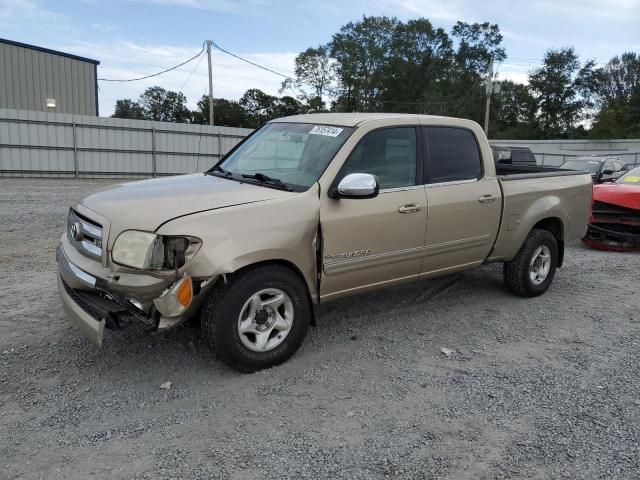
(80, 173, 295, 232)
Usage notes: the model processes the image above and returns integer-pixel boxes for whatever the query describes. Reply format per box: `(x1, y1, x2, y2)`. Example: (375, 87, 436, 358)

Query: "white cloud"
(386, 0, 465, 21)
(0, 0, 64, 20)
(58, 41, 297, 116)
(129, 0, 267, 13)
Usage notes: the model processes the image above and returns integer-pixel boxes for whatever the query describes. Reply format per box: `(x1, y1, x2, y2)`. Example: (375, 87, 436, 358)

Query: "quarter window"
(341, 127, 417, 189)
(425, 127, 482, 184)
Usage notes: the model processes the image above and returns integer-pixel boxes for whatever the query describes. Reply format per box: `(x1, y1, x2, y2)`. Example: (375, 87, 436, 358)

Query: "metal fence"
(534, 151, 640, 167)
(2, 108, 639, 178)
(0, 108, 253, 178)
(490, 139, 640, 167)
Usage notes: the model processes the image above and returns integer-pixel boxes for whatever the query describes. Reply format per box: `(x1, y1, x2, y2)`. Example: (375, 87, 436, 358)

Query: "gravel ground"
(1, 178, 639, 480)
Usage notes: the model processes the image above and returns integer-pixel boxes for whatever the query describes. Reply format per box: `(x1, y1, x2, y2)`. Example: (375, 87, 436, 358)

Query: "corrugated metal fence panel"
(0, 108, 252, 177)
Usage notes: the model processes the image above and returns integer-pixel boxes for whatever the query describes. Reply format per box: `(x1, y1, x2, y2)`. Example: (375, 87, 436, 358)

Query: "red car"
(583, 166, 640, 251)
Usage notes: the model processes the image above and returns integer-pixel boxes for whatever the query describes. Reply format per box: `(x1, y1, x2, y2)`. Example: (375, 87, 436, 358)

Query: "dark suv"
(559, 156, 628, 183)
(491, 145, 538, 167)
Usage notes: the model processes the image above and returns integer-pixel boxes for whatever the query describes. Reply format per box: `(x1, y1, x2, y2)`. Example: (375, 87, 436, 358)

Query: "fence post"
(217, 131, 222, 161)
(636, 152, 638, 166)
(72, 122, 79, 178)
(151, 127, 157, 177)
(540, 153, 545, 166)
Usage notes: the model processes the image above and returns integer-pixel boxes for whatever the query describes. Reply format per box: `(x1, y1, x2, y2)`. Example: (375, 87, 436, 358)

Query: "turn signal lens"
(176, 276, 192, 307)
(153, 275, 193, 318)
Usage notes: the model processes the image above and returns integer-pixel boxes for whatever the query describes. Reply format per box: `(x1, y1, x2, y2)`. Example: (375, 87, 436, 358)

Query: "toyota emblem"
(70, 221, 82, 240)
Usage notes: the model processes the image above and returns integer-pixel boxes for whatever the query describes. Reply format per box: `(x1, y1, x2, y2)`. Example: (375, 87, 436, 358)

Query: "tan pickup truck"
(57, 113, 593, 372)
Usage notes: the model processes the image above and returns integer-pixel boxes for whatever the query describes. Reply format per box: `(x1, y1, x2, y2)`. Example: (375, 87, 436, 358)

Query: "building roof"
(0, 38, 100, 65)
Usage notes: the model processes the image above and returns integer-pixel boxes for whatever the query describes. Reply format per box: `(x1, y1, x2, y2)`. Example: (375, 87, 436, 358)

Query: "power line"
(210, 41, 298, 83)
(97, 46, 205, 82)
(178, 49, 206, 94)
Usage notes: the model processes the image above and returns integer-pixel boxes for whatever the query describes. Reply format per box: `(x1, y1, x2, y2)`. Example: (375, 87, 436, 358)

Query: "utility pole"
(207, 40, 214, 126)
(483, 57, 494, 137)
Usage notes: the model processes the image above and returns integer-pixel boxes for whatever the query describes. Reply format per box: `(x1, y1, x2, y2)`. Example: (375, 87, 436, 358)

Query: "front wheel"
(503, 228, 558, 297)
(201, 265, 311, 372)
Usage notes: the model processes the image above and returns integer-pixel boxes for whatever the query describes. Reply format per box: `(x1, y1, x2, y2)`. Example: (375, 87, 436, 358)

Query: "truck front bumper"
(56, 245, 155, 346)
(57, 274, 106, 346)
(56, 244, 217, 346)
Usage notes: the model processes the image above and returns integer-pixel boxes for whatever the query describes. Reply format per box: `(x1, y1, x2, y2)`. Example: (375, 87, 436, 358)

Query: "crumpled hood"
(593, 183, 640, 211)
(80, 173, 294, 233)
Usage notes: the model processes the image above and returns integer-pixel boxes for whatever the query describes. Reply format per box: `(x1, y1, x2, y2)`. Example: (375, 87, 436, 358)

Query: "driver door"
(319, 126, 428, 300)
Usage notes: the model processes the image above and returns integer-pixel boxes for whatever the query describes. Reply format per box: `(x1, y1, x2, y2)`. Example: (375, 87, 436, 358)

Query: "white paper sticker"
(309, 125, 344, 137)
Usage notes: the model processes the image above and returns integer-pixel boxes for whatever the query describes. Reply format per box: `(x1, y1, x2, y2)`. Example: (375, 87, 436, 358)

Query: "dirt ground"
(1, 178, 639, 480)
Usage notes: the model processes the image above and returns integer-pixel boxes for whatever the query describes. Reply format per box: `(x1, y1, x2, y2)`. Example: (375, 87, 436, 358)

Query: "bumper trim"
(58, 245, 96, 288)
(57, 275, 105, 346)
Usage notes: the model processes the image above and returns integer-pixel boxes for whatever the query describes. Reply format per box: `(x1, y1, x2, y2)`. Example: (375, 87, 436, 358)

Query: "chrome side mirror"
(335, 173, 379, 199)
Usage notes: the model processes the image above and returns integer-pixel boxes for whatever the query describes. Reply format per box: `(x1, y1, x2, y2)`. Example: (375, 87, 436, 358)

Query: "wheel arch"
(531, 217, 565, 267)
(225, 259, 317, 326)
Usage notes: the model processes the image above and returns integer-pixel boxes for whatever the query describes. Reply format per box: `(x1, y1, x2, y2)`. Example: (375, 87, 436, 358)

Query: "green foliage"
(112, 99, 145, 120)
(590, 53, 640, 138)
(137, 86, 191, 123)
(527, 48, 595, 138)
(109, 16, 638, 140)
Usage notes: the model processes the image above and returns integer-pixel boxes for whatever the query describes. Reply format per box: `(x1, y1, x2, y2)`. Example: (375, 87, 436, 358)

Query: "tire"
(503, 228, 558, 297)
(201, 265, 311, 373)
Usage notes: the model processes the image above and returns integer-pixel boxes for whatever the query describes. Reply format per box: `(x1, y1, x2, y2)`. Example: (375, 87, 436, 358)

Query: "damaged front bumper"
(56, 244, 215, 346)
(582, 202, 640, 252)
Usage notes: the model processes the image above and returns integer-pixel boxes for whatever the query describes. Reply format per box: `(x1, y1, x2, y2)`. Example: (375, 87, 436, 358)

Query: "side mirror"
(602, 168, 614, 175)
(333, 173, 379, 199)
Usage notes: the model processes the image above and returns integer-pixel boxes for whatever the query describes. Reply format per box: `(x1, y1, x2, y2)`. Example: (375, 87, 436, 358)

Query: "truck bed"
(487, 166, 593, 263)
(495, 164, 590, 180)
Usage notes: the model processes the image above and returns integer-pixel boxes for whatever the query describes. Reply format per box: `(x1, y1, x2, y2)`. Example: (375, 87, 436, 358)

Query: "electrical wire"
(178, 49, 206, 94)
(210, 41, 298, 82)
(97, 46, 205, 82)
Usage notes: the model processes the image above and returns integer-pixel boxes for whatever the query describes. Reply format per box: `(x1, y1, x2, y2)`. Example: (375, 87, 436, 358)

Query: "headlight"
(112, 230, 201, 270)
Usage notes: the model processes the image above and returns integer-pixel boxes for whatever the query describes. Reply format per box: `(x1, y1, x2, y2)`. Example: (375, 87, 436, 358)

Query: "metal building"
(0, 38, 100, 116)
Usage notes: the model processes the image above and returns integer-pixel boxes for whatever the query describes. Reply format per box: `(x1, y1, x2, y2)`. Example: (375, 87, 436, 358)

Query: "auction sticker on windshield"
(309, 125, 344, 137)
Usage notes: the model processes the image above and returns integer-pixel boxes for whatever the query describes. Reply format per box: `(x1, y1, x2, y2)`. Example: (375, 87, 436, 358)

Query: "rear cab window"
(424, 127, 483, 184)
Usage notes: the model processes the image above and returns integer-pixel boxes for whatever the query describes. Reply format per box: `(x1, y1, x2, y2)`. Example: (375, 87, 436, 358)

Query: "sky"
(1, 0, 638, 116)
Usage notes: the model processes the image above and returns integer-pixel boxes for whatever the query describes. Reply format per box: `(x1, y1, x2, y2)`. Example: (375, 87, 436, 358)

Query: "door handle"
(398, 203, 422, 214)
(478, 194, 497, 203)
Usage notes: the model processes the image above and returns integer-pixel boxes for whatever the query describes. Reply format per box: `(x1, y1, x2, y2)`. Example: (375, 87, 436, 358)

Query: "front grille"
(67, 209, 103, 260)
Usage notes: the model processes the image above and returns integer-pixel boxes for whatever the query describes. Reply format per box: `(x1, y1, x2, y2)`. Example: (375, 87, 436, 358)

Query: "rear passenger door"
(420, 126, 502, 276)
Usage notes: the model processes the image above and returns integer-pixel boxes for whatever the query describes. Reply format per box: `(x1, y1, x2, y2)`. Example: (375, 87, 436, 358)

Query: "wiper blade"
(241, 172, 293, 191)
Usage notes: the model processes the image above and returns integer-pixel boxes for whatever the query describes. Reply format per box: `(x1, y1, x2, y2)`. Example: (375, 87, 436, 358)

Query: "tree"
(329, 16, 399, 111)
(491, 81, 539, 139)
(193, 96, 250, 128)
(281, 46, 333, 110)
(112, 99, 145, 119)
(528, 48, 596, 138)
(451, 22, 506, 75)
(239, 88, 280, 126)
(381, 18, 453, 114)
(590, 52, 640, 138)
(137, 86, 191, 123)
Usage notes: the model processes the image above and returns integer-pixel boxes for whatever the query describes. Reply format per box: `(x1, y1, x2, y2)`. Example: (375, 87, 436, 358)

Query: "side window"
(604, 160, 614, 172)
(341, 127, 417, 189)
(425, 127, 482, 184)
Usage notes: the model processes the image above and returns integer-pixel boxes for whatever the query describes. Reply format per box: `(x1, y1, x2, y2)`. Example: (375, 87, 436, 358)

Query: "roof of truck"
(270, 112, 478, 128)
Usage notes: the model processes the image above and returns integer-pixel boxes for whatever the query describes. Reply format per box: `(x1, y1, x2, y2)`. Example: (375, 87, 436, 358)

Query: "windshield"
(617, 166, 640, 184)
(216, 122, 353, 191)
(559, 159, 602, 173)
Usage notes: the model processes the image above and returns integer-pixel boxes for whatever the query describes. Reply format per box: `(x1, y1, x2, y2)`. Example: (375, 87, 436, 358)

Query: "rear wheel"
(503, 228, 558, 297)
(201, 265, 311, 372)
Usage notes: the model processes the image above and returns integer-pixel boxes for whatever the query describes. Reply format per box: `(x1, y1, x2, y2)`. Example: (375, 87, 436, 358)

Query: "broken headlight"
(112, 230, 201, 270)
